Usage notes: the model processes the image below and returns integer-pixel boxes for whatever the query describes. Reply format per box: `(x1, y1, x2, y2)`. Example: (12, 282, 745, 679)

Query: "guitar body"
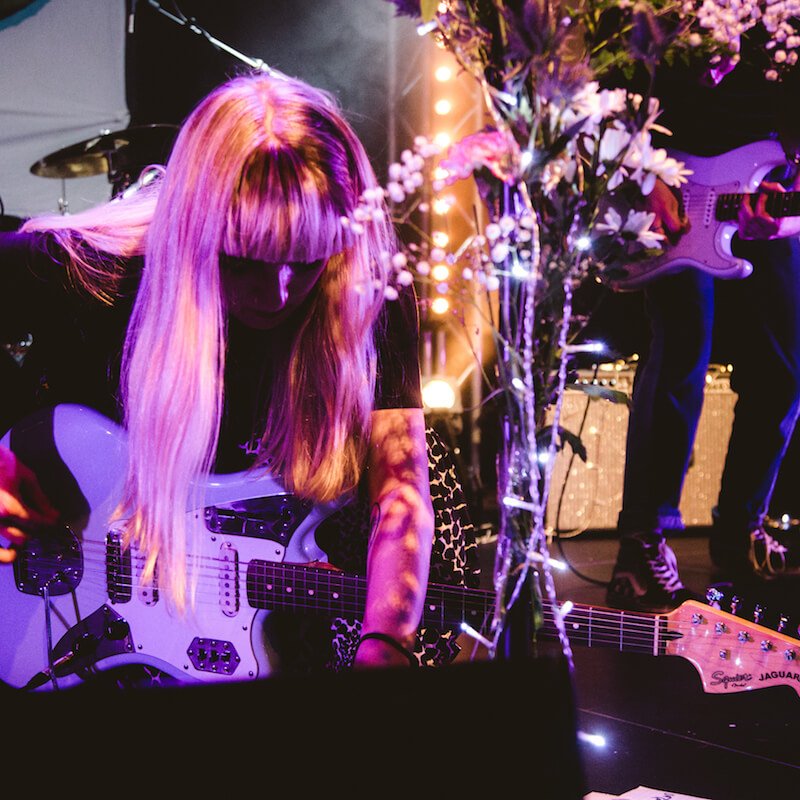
(0, 405, 338, 690)
(2, 406, 798, 700)
(612, 140, 789, 290)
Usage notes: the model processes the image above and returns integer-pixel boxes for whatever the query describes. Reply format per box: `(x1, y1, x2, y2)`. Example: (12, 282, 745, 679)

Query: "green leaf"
(420, 0, 438, 22)
(558, 427, 588, 462)
(536, 426, 588, 462)
(567, 382, 630, 406)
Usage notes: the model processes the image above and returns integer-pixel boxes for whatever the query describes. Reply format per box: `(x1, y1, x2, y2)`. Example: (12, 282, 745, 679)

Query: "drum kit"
(5, 0, 275, 221)
(27, 123, 179, 214)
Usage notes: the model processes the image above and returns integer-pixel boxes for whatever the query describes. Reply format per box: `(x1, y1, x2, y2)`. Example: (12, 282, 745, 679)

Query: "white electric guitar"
(611, 139, 800, 290)
(2, 404, 800, 699)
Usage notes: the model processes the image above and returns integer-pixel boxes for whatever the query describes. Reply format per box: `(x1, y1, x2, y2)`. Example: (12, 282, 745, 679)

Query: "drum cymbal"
(30, 124, 179, 179)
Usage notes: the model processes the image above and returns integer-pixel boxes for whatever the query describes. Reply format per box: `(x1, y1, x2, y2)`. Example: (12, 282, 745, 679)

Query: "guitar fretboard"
(245, 559, 672, 654)
(716, 191, 800, 222)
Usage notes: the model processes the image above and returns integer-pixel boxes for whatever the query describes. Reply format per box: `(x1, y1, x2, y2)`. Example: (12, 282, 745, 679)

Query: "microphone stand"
(145, 0, 282, 76)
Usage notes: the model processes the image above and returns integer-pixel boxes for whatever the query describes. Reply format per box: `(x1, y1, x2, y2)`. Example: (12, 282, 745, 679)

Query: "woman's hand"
(0, 446, 59, 562)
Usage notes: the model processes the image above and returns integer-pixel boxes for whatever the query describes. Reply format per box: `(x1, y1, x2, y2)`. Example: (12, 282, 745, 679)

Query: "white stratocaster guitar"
(2, 404, 800, 699)
(612, 139, 799, 290)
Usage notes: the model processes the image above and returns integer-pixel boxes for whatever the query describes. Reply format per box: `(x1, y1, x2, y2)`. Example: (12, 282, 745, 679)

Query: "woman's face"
(221, 256, 326, 329)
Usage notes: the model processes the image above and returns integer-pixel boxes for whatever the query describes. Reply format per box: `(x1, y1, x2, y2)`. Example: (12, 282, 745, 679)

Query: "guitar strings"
(21, 539, 799, 649)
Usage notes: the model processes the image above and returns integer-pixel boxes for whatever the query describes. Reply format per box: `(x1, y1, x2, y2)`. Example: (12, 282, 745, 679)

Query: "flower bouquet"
(351, 0, 800, 662)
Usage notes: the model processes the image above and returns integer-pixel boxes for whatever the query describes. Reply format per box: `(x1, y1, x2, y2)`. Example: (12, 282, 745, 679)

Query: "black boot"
(607, 531, 700, 613)
(711, 516, 800, 581)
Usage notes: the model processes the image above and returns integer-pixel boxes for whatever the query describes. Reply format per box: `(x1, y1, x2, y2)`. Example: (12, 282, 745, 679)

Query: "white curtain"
(0, 0, 129, 219)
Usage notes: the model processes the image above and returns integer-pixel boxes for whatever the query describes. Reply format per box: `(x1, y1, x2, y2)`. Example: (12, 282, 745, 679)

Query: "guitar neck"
(245, 559, 670, 654)
(716, 191, 800, 222)
(539, 604, 670, 656)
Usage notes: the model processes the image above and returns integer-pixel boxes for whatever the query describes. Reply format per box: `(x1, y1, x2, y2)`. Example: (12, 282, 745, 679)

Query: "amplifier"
(545, 364, 736, 532)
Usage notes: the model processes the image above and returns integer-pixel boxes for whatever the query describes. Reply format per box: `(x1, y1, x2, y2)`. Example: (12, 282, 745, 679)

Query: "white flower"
(387, 181, 405, 202)
(625, 134, 691, 194)
(397, 269, 414, 286)
(499, 215, 516, 234)
(485, 222, 502, 242)
(625, 211, 666, 249)
(598, 123, 632, 163)
(595, 207, 623, 235)
(491, 242, 510, 263)
(595, 208, 665, 249)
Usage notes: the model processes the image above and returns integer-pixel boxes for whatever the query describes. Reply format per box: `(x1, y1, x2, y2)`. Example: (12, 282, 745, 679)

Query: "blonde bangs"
(224, 148, 351, 266)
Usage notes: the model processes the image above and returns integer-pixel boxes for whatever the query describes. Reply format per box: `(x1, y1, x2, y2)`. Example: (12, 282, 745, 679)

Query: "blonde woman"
(0, 70, 436, 674)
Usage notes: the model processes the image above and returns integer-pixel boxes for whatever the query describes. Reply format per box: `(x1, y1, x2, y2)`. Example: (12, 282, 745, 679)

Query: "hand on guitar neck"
(0, 445, 59, 563)
(739, 177, 800, 241)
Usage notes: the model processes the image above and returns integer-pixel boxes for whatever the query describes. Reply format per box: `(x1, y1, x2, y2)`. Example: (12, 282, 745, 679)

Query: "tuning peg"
(730, 595, 741, 615)
(778, 614, 788, 633)
(753, 604, 764, 624)
(706, 587, 723, 608)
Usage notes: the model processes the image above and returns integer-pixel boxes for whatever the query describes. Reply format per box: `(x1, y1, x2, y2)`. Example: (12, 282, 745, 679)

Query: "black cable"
(551, 361, 612, 588)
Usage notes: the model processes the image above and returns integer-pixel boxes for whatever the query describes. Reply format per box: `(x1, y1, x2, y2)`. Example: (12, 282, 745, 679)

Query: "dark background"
(125, 0, 416, 179)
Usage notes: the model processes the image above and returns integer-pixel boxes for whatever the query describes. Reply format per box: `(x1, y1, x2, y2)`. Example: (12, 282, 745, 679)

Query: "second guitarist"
(606, 29, 800, 614)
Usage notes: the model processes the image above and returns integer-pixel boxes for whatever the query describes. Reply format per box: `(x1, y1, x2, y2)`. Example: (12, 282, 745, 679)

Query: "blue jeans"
(618, 233, 800, 537)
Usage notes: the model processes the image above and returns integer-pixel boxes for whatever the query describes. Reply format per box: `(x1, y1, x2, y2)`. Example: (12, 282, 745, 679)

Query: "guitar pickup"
(106, 530, 132, 604)
(219, 541, 240, 617)
(187, 637, 240, 676)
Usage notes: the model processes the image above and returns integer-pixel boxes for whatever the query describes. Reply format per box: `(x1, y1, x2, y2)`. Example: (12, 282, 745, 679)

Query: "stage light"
(432, 195, 454, 215)
(434, 98, 453, 115)
(422, 376, 459, 411)
(435, 65, 453, 82)
(431, 297, 450, 314)
(432, 230, 449, 248)
(433, 131, 451, 148)
(431, 264, 450, 282)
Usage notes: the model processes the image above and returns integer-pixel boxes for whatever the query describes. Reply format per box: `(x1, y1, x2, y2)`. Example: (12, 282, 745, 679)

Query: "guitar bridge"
(15, 525, 82, 597)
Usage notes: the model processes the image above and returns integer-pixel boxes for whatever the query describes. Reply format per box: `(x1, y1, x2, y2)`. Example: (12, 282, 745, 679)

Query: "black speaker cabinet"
(5, 655, 585, 797)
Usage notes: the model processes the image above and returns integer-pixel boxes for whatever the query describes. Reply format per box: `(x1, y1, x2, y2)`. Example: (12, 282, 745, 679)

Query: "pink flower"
(439, 129, 521, 185)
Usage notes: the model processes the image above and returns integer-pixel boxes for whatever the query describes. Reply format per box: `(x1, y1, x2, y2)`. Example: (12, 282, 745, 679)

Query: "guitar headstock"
(665, 600, 800, 697)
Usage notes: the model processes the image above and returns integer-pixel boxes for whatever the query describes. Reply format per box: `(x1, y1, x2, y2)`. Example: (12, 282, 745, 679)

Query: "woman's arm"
(353, 407, 434, 668)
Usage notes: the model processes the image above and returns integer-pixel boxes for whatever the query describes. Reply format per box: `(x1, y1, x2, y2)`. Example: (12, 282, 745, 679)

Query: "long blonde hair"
(24, 71, 394, 610)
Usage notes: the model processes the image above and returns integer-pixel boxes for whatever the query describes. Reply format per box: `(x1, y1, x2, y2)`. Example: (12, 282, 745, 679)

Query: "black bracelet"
(356, 632, 418, 667)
